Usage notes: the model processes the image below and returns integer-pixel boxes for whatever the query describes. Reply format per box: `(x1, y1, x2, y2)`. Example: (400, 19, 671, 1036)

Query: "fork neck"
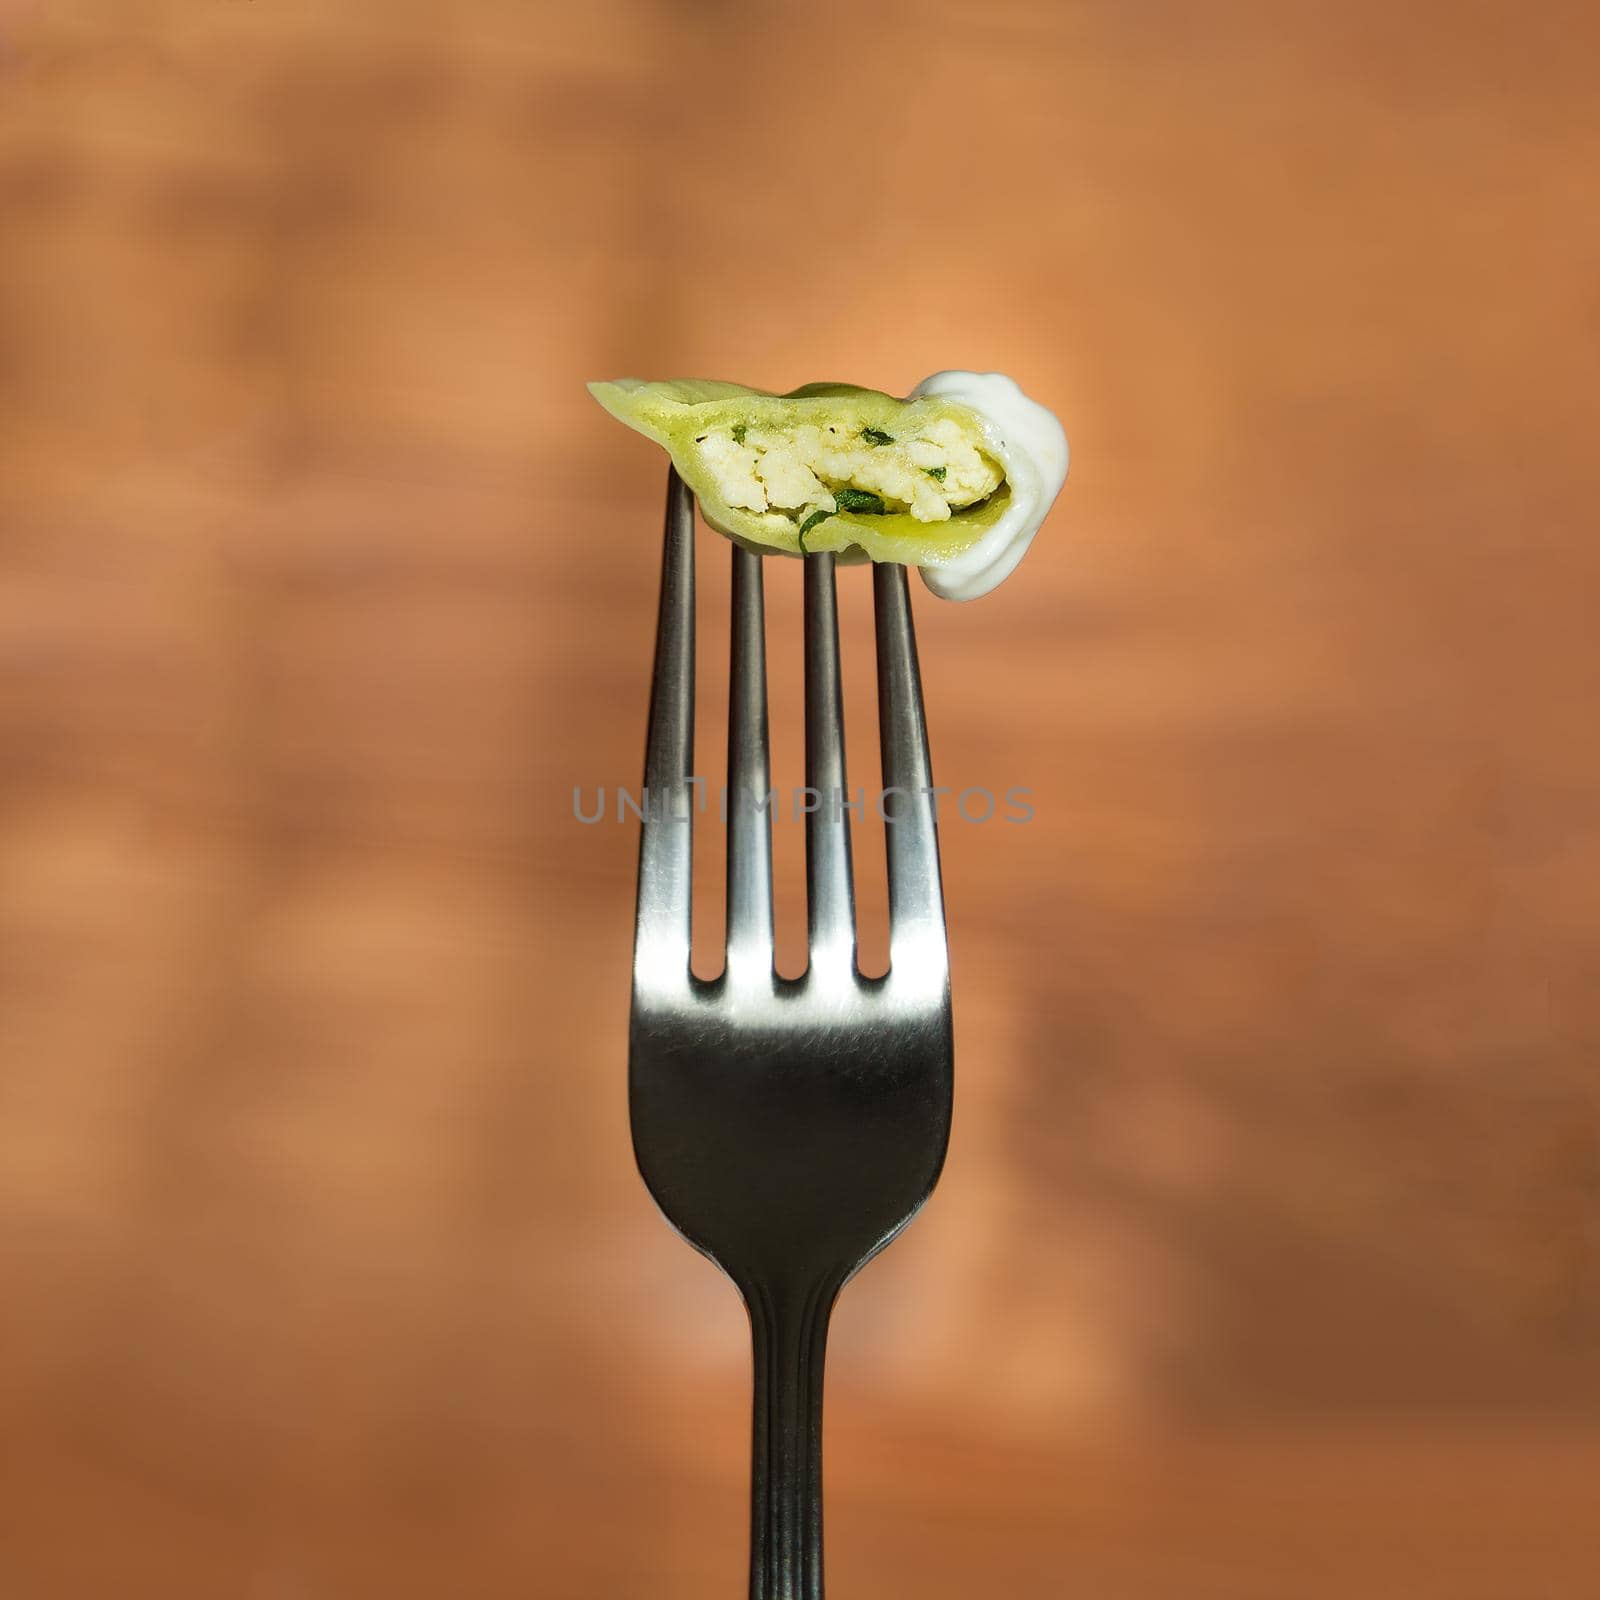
(745, 1273, 841, 1600)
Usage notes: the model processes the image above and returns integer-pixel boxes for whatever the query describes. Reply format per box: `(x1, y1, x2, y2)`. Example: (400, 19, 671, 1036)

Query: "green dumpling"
(588, 378, 1013, 566)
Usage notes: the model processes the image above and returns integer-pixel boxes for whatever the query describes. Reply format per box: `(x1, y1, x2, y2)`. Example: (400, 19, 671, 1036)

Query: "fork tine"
(725, 545, 774, 985)
(873, 563, 948, 984)
(803, 552, 857, 978)
(633, 468, 696, 995)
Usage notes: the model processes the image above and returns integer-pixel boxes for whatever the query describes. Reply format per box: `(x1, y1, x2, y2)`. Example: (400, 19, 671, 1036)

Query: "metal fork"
(628, 469, 954, 1600)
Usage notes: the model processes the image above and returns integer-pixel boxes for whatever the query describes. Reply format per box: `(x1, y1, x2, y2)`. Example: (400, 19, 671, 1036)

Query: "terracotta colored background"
(2, 2, 1598, 1595)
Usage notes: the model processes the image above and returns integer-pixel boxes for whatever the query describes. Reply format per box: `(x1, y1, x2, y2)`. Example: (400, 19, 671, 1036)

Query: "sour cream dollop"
(909, 370, 1069, 601)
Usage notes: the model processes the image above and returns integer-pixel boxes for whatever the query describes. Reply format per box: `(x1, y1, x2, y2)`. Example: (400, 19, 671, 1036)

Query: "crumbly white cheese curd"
(694, 418, 1004, 528)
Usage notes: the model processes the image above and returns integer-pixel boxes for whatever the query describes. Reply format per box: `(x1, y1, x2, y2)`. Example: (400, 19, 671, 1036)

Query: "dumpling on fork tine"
(588, 371, 1068, 601)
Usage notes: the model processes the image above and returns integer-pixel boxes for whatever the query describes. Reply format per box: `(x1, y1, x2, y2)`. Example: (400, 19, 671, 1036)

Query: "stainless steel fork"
(628, 469, 954, 1600)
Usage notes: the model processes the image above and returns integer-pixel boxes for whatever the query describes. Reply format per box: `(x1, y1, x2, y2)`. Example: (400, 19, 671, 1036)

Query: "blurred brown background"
(3, 1, 1599, 1595)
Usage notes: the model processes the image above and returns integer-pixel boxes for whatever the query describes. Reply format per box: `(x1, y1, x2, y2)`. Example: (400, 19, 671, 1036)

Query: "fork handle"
(746, 1275, 839, 1600)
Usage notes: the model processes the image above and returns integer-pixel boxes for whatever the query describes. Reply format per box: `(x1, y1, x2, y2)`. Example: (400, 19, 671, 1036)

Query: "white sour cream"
(908, 370, 1069, 601)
